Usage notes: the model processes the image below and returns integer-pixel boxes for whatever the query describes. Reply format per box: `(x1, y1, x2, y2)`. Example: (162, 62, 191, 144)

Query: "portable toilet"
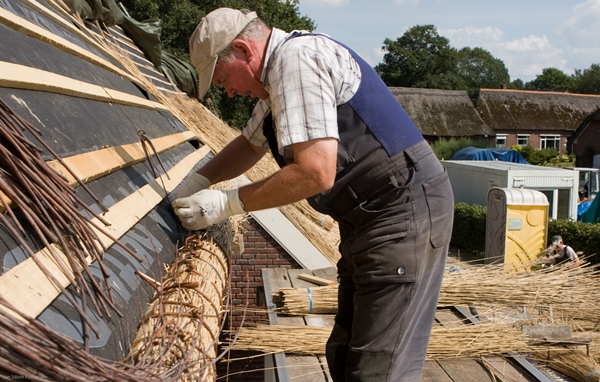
(485, 187, 549, 271)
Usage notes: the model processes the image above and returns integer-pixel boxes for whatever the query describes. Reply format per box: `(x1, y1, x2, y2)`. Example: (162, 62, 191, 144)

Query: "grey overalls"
(262, 32, 454, 382)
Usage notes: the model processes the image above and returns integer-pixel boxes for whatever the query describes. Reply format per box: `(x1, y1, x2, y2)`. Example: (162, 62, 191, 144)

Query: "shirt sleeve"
(267, 37, 343, 149)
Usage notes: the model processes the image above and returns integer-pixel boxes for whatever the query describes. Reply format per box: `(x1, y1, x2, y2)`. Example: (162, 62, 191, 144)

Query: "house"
(568, 108, 600, 167)
(473, 88, 600, 152)
(389, 87, 495, 144)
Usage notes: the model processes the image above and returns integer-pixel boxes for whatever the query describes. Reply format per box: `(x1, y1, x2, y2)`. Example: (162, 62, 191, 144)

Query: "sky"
(295, 0, 600, 82)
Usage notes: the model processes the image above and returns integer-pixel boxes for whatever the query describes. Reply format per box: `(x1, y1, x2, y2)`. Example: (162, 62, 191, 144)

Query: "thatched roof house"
(473, 89, 600, 152)
(568, 108, 600, 166)
(389, 87, 494, 143)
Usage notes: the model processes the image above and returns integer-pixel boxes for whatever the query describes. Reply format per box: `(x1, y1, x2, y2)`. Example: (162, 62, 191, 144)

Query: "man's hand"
(176, 173, 211, 199)
(172, 189, 245, 230)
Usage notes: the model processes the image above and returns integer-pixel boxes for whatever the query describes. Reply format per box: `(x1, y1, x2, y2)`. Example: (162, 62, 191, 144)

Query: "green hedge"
(451, 202, 600, 264)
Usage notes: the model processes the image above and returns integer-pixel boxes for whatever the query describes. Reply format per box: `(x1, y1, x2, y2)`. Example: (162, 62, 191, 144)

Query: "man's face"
(212, 54, 269, 100)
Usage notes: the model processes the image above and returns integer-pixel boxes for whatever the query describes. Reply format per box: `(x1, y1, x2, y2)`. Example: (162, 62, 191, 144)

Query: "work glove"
(176, 173, 211, 199)
(172, 189, 245, 230)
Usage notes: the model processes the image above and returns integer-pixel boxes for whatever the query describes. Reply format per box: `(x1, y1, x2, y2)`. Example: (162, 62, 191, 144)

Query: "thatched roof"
(474, 89, 600, 131)
(569, 108, 600, 143)
(389, 87, 494, 137)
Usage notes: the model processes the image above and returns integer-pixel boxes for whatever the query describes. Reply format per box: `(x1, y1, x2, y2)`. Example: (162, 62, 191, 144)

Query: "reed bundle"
(273, 286, 337, 315)
(227, 323, 537, 359)
(128, 230, 231, 381)
(533, 350, 600, 382)
(272, 261, 600, 319)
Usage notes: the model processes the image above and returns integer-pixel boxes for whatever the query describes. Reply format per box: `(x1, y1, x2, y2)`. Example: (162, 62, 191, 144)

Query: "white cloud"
(392, 0, 422, 5)
(301, 0, 351, 9)
(441, 26, 503, 49)
(440, 26, 565, 81)
(558, 0, 600, 71)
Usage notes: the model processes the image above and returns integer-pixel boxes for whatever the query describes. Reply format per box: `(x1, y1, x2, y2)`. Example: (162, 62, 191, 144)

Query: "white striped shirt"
(242, 28, 362, 160)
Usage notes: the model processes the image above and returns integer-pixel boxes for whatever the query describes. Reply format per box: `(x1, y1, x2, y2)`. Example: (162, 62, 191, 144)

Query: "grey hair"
(217, 17, 269, 64)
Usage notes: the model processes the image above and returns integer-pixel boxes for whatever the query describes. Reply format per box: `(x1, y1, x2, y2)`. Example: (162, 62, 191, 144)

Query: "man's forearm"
(198, 135, 267, 184)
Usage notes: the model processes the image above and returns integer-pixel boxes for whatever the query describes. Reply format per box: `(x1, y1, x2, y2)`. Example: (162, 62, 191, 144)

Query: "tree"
(375, 25, 459, 89)
(572, 64, 600, 95)
(120, 0, 315, 129)
(456, 47, 510, 95)
(508, 78, 525, 90)
(524, 68, 574, 92)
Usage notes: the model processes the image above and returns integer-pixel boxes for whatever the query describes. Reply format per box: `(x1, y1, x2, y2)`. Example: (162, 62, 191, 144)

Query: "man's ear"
(231, 39, 254, 62)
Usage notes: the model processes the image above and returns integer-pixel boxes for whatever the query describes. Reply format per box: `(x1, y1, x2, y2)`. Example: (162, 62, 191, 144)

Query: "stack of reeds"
(227, 322, 538, 359)
(273, 286, 337, 315)
(533, 350, 600, 382)
(272, 261, 600, 321)
(128, 229, 231, 381)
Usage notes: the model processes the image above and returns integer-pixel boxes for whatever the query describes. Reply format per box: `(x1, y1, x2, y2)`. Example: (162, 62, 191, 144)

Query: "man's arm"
(172, 137, 337, 231)
(238, 137, 338, 211)
(199, 135, 268, 184)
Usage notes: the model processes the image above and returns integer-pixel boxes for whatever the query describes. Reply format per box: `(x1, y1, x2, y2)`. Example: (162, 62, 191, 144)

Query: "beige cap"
(189, 8, 258, 99)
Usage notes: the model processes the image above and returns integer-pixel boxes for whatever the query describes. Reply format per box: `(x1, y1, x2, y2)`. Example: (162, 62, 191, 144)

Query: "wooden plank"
(0, 131, 196, 213)
(435, 309, 463, 328)
(261, 268, 292, 382)
(0, 5, 142, 87)
(0, 61, 168, 111)
(506, 352, 554, 382)
(453, 306, 482, 325)
(438, 358, 495, 382)
(0, 146, 210, 320)
(312, 267, 337, 282)
(421, 360, 453, 382)
(522, 325, 572, 340)
(286, 269, 330, 382)
(305, 268, 336, 382)
(297, 273, 337, 286)
(46, 131, 196, 185)
(482, 355, 536, 382)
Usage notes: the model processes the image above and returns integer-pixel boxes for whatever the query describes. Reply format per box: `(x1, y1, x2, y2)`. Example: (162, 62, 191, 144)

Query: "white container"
(442, 160, 578, 220)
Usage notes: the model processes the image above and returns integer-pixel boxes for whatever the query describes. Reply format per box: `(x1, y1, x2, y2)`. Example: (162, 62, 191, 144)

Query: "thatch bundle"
(272, 261, 600, 321)
(0, 227, 235, 381)
(128, 230, 231, 381)
(273, 286, 337, 315)
(227, 323, 538, 359)
(533, 350, 600, 382)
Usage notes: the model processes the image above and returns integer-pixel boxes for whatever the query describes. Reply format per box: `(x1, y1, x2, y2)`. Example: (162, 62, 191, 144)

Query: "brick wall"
(217, 217, 302, 381)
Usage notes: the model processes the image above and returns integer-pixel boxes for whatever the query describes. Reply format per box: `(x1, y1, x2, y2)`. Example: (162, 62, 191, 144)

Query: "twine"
(588, 370, 600, 382)
(307, 288, 313, 314)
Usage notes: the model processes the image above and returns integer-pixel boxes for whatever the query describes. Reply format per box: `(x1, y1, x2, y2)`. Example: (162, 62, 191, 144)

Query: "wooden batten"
(0, 61, 168, 111)
(0, 6, 142, 87)
(0, 131, 196, 213)
(0, 146, 210, 320)
(46, 131, 197, 185)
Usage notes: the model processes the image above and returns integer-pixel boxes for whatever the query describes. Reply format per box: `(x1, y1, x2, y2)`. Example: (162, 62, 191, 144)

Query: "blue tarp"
(451, 147, 529, 164)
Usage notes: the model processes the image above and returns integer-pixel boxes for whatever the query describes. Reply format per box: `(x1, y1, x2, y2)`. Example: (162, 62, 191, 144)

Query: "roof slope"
(389, 87, 494, 137)
(474, 88, 600, 131)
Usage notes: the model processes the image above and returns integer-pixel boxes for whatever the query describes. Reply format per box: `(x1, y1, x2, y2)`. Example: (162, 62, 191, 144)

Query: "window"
(517, 134, 529, 146)
(496, 134, 507, 148)
(540, 135, 560, 150)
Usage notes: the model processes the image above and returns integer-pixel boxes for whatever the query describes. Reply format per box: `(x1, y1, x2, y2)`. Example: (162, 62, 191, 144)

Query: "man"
(546, 235, 580, 266)
(172, 8, 454, 381)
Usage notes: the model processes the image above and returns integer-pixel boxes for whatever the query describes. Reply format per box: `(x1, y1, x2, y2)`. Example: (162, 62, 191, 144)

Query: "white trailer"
(442, 160, 579, 220)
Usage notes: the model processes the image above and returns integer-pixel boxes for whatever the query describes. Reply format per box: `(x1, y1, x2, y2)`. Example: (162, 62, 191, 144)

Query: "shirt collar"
(261, 28, 297, 86)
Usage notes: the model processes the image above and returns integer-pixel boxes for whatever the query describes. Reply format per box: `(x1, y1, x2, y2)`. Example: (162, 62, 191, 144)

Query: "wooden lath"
(0, 61, 169, 111)
(0, 5, 142, 87)
(0, 146, 210, 320)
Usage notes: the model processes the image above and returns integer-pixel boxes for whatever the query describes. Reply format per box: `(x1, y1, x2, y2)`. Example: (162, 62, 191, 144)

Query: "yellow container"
(486, 187, 549, 271)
